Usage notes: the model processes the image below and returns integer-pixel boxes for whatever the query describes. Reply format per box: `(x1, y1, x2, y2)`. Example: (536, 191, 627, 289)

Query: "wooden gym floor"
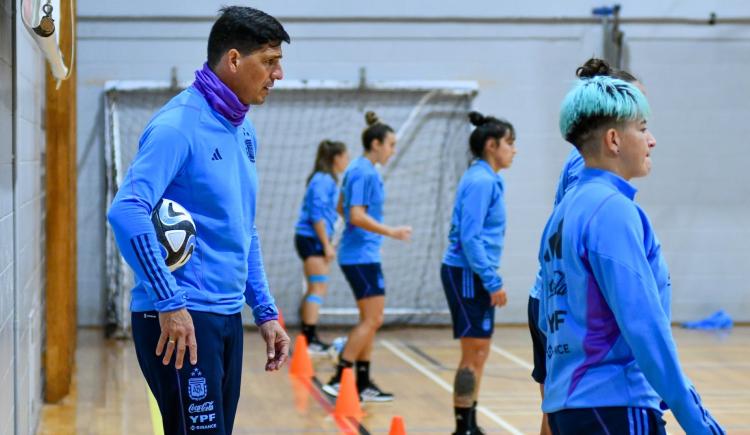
(38, 326, 750, 434)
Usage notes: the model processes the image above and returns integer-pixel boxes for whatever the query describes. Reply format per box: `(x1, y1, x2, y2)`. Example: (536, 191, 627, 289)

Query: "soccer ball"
(328, 336, 348, 361)
(151, 198, 196, 271)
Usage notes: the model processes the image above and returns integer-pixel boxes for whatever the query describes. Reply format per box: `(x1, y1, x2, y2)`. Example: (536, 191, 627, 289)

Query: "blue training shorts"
(441, 264, 495, 339)
(340, 263, 385, 300)
(527, 295, 547, 383)
(549, 406, 667, 435)
(294, 234, 325, 260)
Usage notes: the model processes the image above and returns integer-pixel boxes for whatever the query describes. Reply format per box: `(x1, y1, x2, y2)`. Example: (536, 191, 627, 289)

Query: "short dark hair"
(207, 6, 290, 68)
(468, 111, 515, 159)
(361, 111, 394, 151)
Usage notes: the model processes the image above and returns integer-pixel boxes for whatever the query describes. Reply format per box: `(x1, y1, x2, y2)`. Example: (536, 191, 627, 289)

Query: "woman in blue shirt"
(441, 111, 515, 435)
(294, 139, 349, 355)
(538, 76, 723, 434)
(528, 58, 641, 435)
(322, 112, 412, 402)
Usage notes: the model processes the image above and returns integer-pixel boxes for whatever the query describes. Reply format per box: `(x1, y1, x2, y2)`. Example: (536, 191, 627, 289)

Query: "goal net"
(104, 79, 477, 336)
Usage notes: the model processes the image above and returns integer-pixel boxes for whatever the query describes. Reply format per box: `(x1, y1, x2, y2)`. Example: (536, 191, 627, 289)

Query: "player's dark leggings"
(132, 310, 243, 435)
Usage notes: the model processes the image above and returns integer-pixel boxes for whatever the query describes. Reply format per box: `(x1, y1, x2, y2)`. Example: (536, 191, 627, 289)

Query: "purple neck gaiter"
(193, 63, 249, 127)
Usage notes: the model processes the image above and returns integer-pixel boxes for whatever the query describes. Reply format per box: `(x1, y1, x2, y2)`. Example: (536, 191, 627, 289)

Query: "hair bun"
(576, 58, 612, 79)
(468, 111, 487, 127)
(365, 111, 380, 126)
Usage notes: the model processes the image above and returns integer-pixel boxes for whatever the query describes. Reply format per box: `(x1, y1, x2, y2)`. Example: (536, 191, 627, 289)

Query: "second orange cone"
(389, 415, 406, 435)
(334, 367, 363, 418)
(289, 335, 314, 378)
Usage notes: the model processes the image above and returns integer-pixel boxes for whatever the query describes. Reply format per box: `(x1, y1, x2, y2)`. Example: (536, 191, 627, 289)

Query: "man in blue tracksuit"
(538, 76, 724, 434)
(107, 7, 290, 434)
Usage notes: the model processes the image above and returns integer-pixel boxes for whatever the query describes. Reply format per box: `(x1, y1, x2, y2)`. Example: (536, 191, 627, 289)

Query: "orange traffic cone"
(289, 376, 310, 413)
(389, 416, 406, 435)
(334, 367, 363, 418)
(289, 335, 314, 378)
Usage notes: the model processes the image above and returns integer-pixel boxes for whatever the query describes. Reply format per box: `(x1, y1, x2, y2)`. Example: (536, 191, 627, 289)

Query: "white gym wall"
(76, 0, 750, 325)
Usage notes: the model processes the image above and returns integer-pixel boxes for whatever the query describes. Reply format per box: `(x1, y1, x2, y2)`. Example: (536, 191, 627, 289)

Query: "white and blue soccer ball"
(328, 336, 348, 361)
(151, 198, 196, 271)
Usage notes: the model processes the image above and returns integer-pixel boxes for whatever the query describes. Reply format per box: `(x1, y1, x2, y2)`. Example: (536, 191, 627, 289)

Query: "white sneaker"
(307, 340, 331, 356)
(321, 381, 340, 397)
(359, 382, 394, 402)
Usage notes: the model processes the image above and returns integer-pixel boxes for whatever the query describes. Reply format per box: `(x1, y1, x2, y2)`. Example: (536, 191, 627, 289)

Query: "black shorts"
(527, 295, 547, 384)
(294, 234, 324, 260)
(340, 263, 385, 300)
(440, 264, 495, 339)
(548, 407, 666, 435)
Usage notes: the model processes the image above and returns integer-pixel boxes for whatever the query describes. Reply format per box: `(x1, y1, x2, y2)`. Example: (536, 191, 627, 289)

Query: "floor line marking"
(381, 339, 524, 435)
(490, 344, 534, 371)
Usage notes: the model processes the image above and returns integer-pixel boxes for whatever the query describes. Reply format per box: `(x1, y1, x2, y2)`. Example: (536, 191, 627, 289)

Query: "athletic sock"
(471, 401, 478, 429)
(332, 357, 353, 383)
(301, 322, 317, 344)
(356, 360, 371, 391)
(454, 406, 472, 434)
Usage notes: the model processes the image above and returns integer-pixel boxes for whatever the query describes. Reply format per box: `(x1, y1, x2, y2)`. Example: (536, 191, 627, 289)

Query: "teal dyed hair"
(559, 76, 650, 145)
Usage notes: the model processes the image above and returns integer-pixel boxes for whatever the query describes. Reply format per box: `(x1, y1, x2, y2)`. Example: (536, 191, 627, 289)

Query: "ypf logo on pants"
(189, 413, 217, 431)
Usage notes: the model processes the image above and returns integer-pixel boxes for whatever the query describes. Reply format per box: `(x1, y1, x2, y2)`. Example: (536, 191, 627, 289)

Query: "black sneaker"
(321, 378, 340, 397)
(307, 337, 331, 356)
(359, 381, 394, 402)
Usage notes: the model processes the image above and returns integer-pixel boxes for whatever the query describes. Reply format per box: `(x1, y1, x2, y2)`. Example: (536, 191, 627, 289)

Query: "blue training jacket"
(537, 168, 724, 434)
(107, 86, 278, 325)
(443, 159, 506, 293)
(338, 156, 385, 265)
(530, 148, 585, 299)
(295, 172, 339, 240)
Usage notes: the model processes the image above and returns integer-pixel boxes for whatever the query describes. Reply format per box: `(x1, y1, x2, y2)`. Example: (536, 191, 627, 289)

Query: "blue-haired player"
(537, 76, 724, 434)
(107, 6, 290, 434)
(322, 111, 412, 402)
(528, 58, 641, 435)
(295, 139, 349, 355)
(442, 111, 515, 435)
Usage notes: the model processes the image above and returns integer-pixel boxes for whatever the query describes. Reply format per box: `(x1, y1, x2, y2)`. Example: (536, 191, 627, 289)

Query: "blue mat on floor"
(681, 309, 733, 330)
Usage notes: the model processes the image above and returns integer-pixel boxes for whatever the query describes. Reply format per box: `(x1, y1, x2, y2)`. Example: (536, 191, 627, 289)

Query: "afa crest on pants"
(188, 368, 208, 401)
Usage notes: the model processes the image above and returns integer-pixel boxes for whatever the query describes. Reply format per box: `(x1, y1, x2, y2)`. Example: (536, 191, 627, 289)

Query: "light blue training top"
(537, 168, 724, 434)
(338, 156, 385, 265)
(443, 159, 506, 293)
(530, 147, 585, 299)
(107, 86, 278, 325)
(295, 172, 339, 240)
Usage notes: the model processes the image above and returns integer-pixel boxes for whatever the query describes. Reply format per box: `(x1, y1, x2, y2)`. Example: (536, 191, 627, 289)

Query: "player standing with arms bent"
(323, 112, 411, 402)
(108, 7, 290, 434)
